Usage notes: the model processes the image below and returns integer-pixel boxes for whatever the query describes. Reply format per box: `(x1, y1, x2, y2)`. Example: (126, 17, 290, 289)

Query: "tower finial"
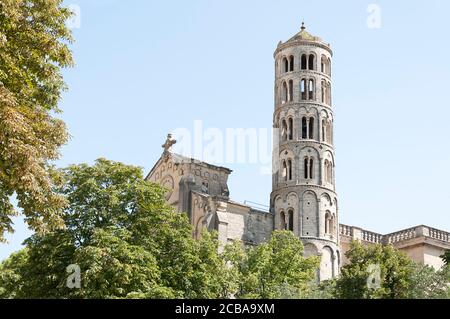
(301, 21, 305, 31)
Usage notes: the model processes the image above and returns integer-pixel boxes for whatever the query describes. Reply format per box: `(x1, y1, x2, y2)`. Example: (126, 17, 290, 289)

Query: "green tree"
(406, 263, 449, 299)
(0, 0, 74, 241)
(0, 248, 28, 298)
(57, 158, 160, 246)
(17, 230, 75, 298)
(0, 159, 233, 298)
(70, 228, 163, 299)
(335, 241, 414, 299)
(224, 230, 319, 299)
(305, 279, 337, 299)
(0, 228, 167, 299)
(188, 231, 238, 298)
(131, 188, 234, 298)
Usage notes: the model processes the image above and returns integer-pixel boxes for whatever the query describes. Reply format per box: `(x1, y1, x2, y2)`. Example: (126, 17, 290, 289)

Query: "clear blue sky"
(1, 0, 450, 260)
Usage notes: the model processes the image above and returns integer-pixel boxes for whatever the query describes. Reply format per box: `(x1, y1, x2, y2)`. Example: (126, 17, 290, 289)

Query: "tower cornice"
(274, 40, 333, 57)
(274, 101, 334, 116)
(276, 69, 332, 82)
(270, 184, 337, 198)
(277, 140, 335, 153)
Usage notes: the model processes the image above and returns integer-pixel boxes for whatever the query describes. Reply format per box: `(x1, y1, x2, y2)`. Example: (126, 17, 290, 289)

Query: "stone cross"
(162, 134, 177, 153)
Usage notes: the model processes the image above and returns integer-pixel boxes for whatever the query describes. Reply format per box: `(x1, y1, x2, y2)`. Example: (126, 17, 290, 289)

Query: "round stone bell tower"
(270, 23, 340, 280)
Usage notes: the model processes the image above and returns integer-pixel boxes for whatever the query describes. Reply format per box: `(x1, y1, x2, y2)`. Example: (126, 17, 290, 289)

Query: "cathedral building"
(146, 24, 450, 280)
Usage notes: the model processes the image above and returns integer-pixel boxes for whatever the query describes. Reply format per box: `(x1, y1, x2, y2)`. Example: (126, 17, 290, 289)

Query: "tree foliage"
(406, 263, 449, 299)
(335, 241, 450, 299)
(0, 248, 28, 298)
(0, 159, 232, 298)
(224, 230, 320, 299)
(71, 228, 162, 299)
(0, 0, 74, 241)
(335, 241, 414, 299)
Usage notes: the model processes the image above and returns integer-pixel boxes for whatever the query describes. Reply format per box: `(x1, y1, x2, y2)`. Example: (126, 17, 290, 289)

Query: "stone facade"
(146, 147, 273, 247)
(147, 24, 450, 279)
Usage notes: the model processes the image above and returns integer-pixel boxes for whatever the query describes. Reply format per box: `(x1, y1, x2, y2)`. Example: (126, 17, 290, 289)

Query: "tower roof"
(274, 22, 332, 56)
(285, 22, 323, 43)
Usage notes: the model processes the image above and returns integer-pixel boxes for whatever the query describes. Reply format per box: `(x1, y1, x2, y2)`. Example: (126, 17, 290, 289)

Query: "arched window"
(281, 119, 287, 141)
(322, 119, 326, 142)
(302, 117, 307, 139)
(282, 81, 288, 103)
(309, 117, 314, 140)
(289, 80, 294, 101)
(282, 160, 287, 181)
(321, 55, 327, 74)
(327, 57, 331, 76)
(287, 159, 293, 181)
(328, 161, 331, 182)
(328, 160, 331, 182)
(308, 54, 315, 70)
(327, 121, 332, 143)
(324, 160, 331, 183)
(332, 214, 335, 234)
(301, 79, 307, 100)
(275, 84, 279, 104)
(328, 121, 334, 144)
(288, 118, 293, 140)
(321, 80, 326, 103)
(326, 82, 331, 105)
(304, 157, 308, 179)
(328, 162, 333, 184)
(289, 55, 294, 72)
(301, 117, 314, 140)
(321, 55, 331, 75)
(325, 211, 331, 234)
(304, 156, 314, 179)
(325, 212, 335, 236)
(329, 82, 332, 105)
(322, 119, 332, 143)
(283, 57, 288, 73)
(301, 54, 307, 70)
(287, 209, 294, 231)
(280, 211, 286, 230)
(308, 79, 315, 100)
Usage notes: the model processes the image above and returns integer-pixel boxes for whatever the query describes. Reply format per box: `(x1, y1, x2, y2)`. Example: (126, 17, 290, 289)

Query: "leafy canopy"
(405, 263, 449, 299)
(0, 159, 232, 298)
(0, 0, 74, 241)
(224, 230, 320, 299)
(335, 240, 450, 299)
